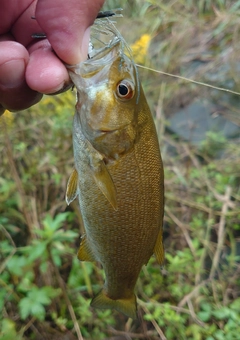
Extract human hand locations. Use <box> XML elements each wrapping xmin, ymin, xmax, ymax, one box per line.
<box><xmin>0</xmin><ymin>0</ymin><xmax>105</xmax><ymax>115</ymax></box>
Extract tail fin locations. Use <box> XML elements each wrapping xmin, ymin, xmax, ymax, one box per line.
<box><xmin>90</xmin><ymin>290</ymin><xmax>137</xmax><ymax>319</ymax></box>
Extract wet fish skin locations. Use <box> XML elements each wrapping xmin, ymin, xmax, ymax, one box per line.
<box><xmin>66</xmin><ymin>38</ymin><xmax>164</xmax><ymax>319</ymax></box>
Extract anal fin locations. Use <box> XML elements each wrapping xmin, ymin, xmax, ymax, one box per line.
<box><xmin>154</xmin><ymin>230</ymin><xmax>165</xmax><ymax>265</ymax></box>
<box><xmin>66</xmin><ymin>168</ymin><xmax>78</xmax><ymax>205</ymax></box>
<box><xmin>77</xmin><ymin>235</ymin><xmax>95</xmax><ymax>262</ymax></box>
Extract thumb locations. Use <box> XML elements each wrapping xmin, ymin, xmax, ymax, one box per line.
<box><xmin>35</xmin><ymin>0</ymin><xmax>104</xmax><ymax>65</ymax></box>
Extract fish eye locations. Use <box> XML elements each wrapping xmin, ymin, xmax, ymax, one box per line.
<box><xmin>116</xmin><ymin>80</ymin><xmax>134</xmax><ymax>100</ymax></box>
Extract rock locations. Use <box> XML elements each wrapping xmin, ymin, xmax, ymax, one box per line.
<box><xmin>167</xmin><ymin>100</ymin><xmax>240</xmax><ymax>145</ymax></box>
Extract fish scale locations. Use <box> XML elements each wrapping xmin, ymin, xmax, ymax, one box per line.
<box><xmin>66</xmin><ymin>26</ymin><xmax>164</xmax><ymax>319</ymax></box>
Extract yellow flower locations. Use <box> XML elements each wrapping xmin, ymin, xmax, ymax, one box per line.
<box><xmin>130</xmin><ymin>34</ymin><xmax>151</xmax><ymax>64</ymax></box>
<box><xmin>1</xmin><ymin>110</ymin><xmax>13</xmax><ymax>126</ymax></box>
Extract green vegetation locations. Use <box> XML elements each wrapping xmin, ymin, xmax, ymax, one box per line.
<box><xmin>1</xmin><ymin>1</ymin><xmax>240</xmax><ymax>339</ymax></box>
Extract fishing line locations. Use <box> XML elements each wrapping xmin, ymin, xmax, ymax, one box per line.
<box><xmin>136</xmin><ymin>64</ymin><xmax>240</xmax><ymax>97</ymax></box>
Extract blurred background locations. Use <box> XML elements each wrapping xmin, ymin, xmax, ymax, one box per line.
<box><xmin>1</xmin><ymin>1</ymin><xmax>240</xmax><ymax>339</ymax></box>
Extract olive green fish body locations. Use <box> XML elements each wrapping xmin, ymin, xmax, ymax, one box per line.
<box><xmin>67</xmin><ymin>36</ymin><xmax>164</xmax><ymax>319</ymax></box>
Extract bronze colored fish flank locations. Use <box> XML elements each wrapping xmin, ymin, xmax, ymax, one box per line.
<box><xmin>66</xmin><ymin>23</ymin><xmax>164</xmax><ymax>319</ymax></box>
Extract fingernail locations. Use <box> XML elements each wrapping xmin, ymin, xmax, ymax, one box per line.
<box><xmin>49</xmin><ymin>81</ymin><xmax>73</xmax><ymax>95</ymax></box>
<box><xmin>45</xmin><ymin>81</ymin><xmax>73</xmax><ymax>95</ymax></box>
<box><xmin>0</xmin><ymin>59</ymin><xmax>25</xmax><ymax>88</ymax></box>
<box><xmin>81</xmin><ymin>27</ymin><xmax>91</xmax><ymax>61</ymax></box>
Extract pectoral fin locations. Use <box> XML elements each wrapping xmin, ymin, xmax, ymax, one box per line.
<box><xmin>85</xmin><ymin>139</ymin><xmax>117</xmax><ymax>211</ymax></box>
<box><xmin>78</xmin><ymin>235</ymin><xmax>95</xmax><ymax>262</ymax></box>
<box><xmin>66</xmin><ymin>168</ymin><xmax>79</xmax><ymax>205</ymax></box>
<box><xmin>154</xmin><ymin>230</ymin><xmax>165</xmax><ymax>265</ymax></box>
<box><xmin>92</xmin><ymin>161</ymin><xmax>117</xmax><ymax>211</ymax></box>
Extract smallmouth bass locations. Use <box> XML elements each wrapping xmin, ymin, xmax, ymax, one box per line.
<box><xmin>66</xmin><ymin>20</ymin><xmax>164</xmax><ymax>319</ymax></box>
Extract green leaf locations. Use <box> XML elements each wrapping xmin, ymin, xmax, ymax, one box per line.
<box><xmin>30</xmin><ymin>303</ymin><xmax>46</xmax><ymax>321</ymax></box>
<box><xmin>198</xmin><ymin>311</ymin><xmax>211</xmax><ymax>322</ymax></box>
<box><xmin>19</xmin><ymin>297</ymin><xmax>33</xmax><ymax>320</ymax></box>
<box><xmin>41</xmin><ymin>286</ymin><xmax>61</xmax><ymax>299</ymax></box>
<box><xmin>6</xmin><ymin>255</ymin><xmax>29</xmax><ymax>276</ymax></box>
<box><xmin>212</xmin><ymin>307</ymin><xmax>230</xmax><ymax>320</ymax></box>
<box><xmin>0</xmin><ymin>319</ymin><xmax>22</xmax><ymax>340</ymax></box>
<box><xmin>18</xmin><ymin>286</ymin><xmax>60</xmax><ymax>321</ymax></box>
<box><xmin>51</xmin><ymin>230</ymin><xmax>78</xmax><ymax>243</ymax></box>
<box><xmin>16</xmin><ymin>272</ymin><xmax>34</xmax><ymax>293</ymax></box>
<box><xmin>28</xmin><ymin>289</ymin><xmax>51</xmax><ymax>305</ymax></box>
<box><xmin>200</xmin><ymin>302</ymin><xmax>212</xmax><ymax>312</ymax></box>
<box><xmin>19</xmin><ymin>296</ymin><xmax>46</xmax><ymax>321</ymax></box>
<box><xmin>214</xmin><ymin>330</ymin><xmax>225</xmax><ymax>340</ymax></box>
<box><xmin>27</xmin><ymin>241</ymin><xmax>47</xmax><ymax>262</ymax></box>
<box><xmin>230</xmin><ymin>298</ymin><xmax>240</xmax><ymax>312</ymax></box>
<box><xmin>42</xmin><ymin>213</ymin><xmax>69</xmax><ymax>233</ymax></box>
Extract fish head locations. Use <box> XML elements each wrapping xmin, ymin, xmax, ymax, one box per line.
<box><xmin>68</xmin><ymin>38</ymin><xmax>140</xmax><ymax>159</ymax></box>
